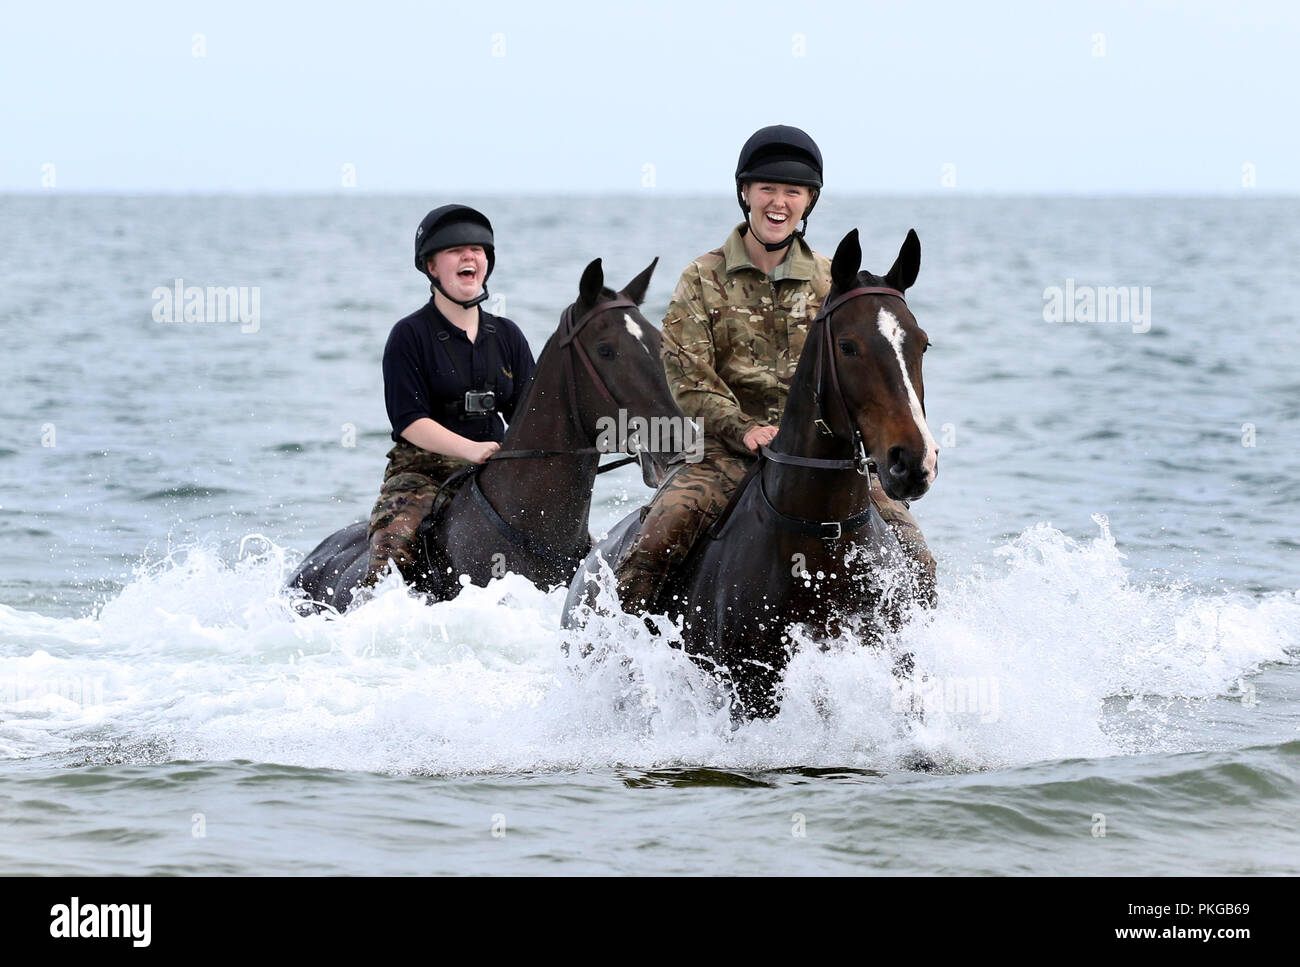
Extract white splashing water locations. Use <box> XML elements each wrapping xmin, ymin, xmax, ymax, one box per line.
<box><xmin>1</xmin><ymin>520</ymin><xmax>1295</xmax><ymax>774</ymax></box>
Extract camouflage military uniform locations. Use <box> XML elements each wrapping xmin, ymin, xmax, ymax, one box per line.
<box><xmin>362</xmin><ymin>437</ymin><xmax>471</xmax><ymax>585</ymax></box>
<box><xmin>614</xmin><ymin>223</ymin><xmax>936</xmax><ymax>611</ymax></box>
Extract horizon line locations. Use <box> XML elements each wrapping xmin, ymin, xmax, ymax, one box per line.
<box><xmin>2</xmin><ymin>189</ymin><xmax>1295</xmax><ymax>199</ymax></box>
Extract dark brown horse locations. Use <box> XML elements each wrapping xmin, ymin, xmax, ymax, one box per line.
<box><xmin>290</xmin><ymin>257</ymin><xmax>687</xmax><ymax>612</ymax></box>
<box><xmin>564</xmin><ymin>230</ymin><xmax>938</xmax><ymax>718</ymax></box>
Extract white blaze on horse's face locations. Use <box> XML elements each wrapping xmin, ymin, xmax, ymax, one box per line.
<box><xmin>876</xmin><ymin>308</ymin><xmax>939</xmax><ymax>483</ymax></box>
<box><xmin>624</xmin><ymin>314</ymin><xmax>651</xmax><ymax>354</ymax></box>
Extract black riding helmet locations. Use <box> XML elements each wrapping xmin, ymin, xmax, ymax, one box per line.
<box><xmin>414</xmin><ymin>204</ymin><xmax>495</xmax><ymax>309</ymax></box>
<box><xmin>734</xmin><ymin>124</ymin><xmax>824</xmax><ymax>252</ymax></box>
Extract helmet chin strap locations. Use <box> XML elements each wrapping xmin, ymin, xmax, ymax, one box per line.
<box><xmin>430</xmin><ymin>276</ymin><xmax>489</xmax><ymax>310</ymax></box>
<box><xmin>743</xmin><ymin>211</ymin><xmax>807</xmax><ymax>253</ymax></box>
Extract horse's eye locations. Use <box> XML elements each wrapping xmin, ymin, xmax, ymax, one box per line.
<box><xmin>597</xmin><ymin>344</ymin><xmax>615</xmax><ymax>359</ymax></box>
<box><xmin>837</xmin><ymin>340</ymin><xmax>858</xmax><ymax>356</ymax></box>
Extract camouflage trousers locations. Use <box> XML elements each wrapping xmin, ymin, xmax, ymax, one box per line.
<box><xmin>613</xmin><ymin>448</ymin><xmax>937</xmax><ymax>612</ymax></box>
<box><xmin>362</xmin><ymin>439</ymin><xmax>472</xmax><ymax>586</ymax></box>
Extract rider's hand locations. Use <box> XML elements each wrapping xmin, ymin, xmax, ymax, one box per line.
<box><xmin>743</xmin><ymin>424</ymin><xmax>778</xmax><ymax>452</ymax></box>
<box><xmin>464</xmin><ymin>440</ymin><xmax>501</xmax><ymax>464</ymax></box>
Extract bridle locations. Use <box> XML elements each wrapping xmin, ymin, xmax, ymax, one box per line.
<box><xmin>556</xmin><ymin>295</ymin><xmax>634</xmax><ymax>442</ymax></box>
<box><xmin>438</xmin><ymin>295</ymin><xmax>655</xmax><ymax>578</ymax></box>
<box><xmin>766</xmin><ymin>284</ymin><xmax>908</xmax><ymax>475</ymax></box>
<box><xmin>486</xmin><ymin>295</ymin><xmax>645</xmax><ymax>474</ymax></box>
<box><xmin>752</xmin><ymin>284</ymin><xmax>909</xmax><ymax>541</ymax></box>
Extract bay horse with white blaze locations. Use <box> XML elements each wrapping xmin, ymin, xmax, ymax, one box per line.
<box><xmin>565</xmin><ymin>229</ymin><xmax>938</xmax><ymax>718</ymax></box>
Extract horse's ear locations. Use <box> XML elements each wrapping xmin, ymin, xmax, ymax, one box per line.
<box><xmin>831</xmin><ymin>229</ymin><xmax>862</xmax><ymax>292</ymax></box>
<box><xmin>885</xmin><ymin>229</ymin><xmax>921</xmax><ymax>292</ymax></box>
<box><xmin>620</xmin><ymin>257</ymin><xmax>658</xmax><ymax>306</ymax></box>
<box><xmin>579</xmin><ymin>258</ymin><xmax>604</xmax><ymax>305</ymax></box>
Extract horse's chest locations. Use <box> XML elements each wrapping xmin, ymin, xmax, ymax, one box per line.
<box><xmin>697</xmin><ymin>539</ymin><xmax>865</xmax><ymax>635</ymax></box>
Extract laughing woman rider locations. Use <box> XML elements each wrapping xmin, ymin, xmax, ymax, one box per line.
<box><xmin>362</xmin><ymin>205</ymin><xmax>536</xmax><ymax>587</ymax></box>
<box><xmin>613</xmin><ymin>124</ymin><xmax>936</xmax><ymax>615</ymax></box>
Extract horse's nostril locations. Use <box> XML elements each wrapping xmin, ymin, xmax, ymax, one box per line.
<box><xmin>887</xmin><ymin>446</ymin><xmax>908</xmax><ymax>478</ymax></box>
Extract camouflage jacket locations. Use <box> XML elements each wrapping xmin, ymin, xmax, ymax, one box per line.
<box><xmin>661</xmin><ymin>223</ymin><xmax>833</xmax><ymax>458</ymax></box>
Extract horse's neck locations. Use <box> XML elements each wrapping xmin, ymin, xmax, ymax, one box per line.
<box><xmin>476</xmin><ymin>342</ymin><xmax>597</xmax><ymax>549</ymax></box>
<box><xmin>764</xmin><ymin>339</ymin><xmax>875</xmax><ymax>522</ymax></box>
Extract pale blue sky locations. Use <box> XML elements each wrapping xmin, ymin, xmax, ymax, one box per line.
<box><xmin>2</xmin><ymin>0</ymin><xmax>1296</xmax><ymax>193</ymax></box>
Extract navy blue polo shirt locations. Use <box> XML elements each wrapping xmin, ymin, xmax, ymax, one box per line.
<box><xmin>382</xmin><ymin>299</ymin><xmax>537</xmax><ymax>443</ymax></box>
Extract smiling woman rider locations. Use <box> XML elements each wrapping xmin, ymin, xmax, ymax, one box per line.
<box><xmin>612</xmin><ymin>124</ymin><xmax>936</xmax><ymax>617</ymax></box>
<box><xmin>361</xmin><ymin>204</ymin><xmax>536</xmax><ymax>588</ymax></box>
